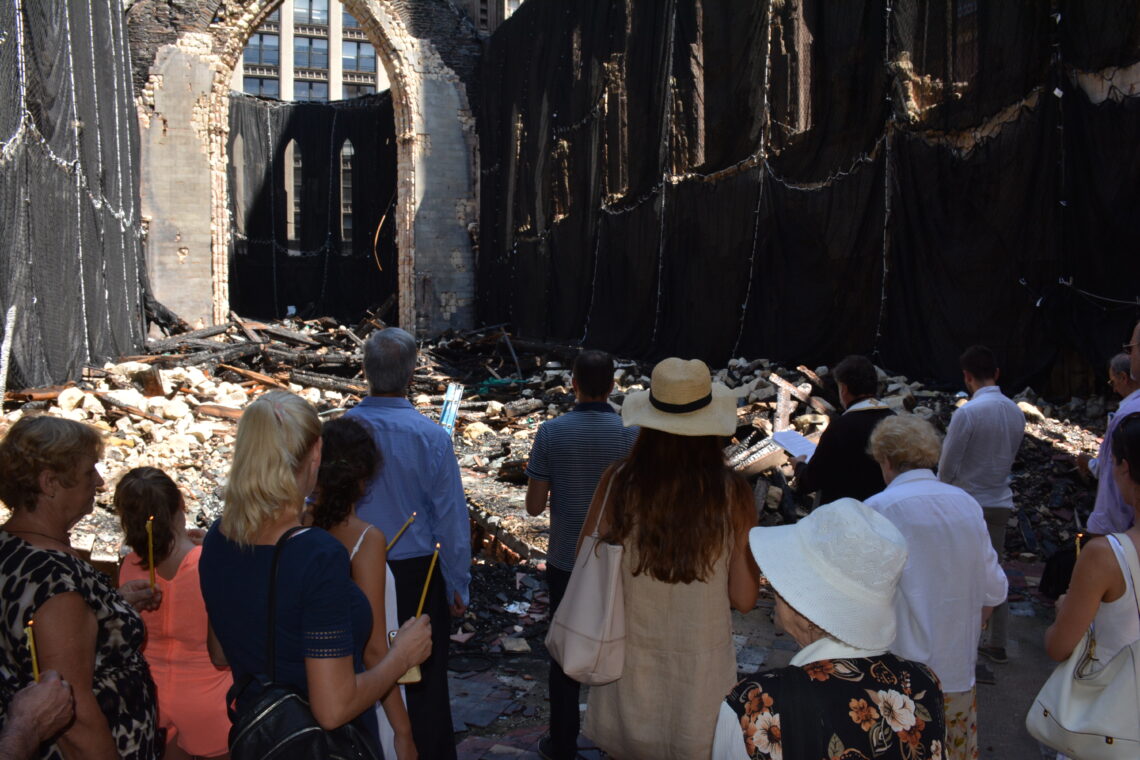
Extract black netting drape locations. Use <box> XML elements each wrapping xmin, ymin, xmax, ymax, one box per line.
<box><xmin>0</xmin><ymin>0</ymin><xmax>146</xmax><ymax>390</ymax></box>
<box><xmin>227</xmin><ymin>92</ymin><xmax>397</xmax><ymax>322</ymax></box>
<box><xmin>478</xmin><ymin>0</ymin><xmax>1140</xmax><ymax>388</ymax></box>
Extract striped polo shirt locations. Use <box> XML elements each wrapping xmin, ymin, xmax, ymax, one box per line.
<box><xmin>525</xmin><ymin>402</ymin><xmax>640</xmax><ymax>571</ymax></box>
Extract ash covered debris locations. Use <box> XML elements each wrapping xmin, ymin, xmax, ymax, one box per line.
<box><xmin>0</xmin><ymin>316</ymin><xmax>1113</xmax><ymax>600</ymax></box>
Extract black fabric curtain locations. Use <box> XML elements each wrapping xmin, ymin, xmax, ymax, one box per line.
<box><xmin>227</xmin><ymin>93</ymin><xmax>398</xmax><ymax>322</ymax></box>
<box><xmin>477</xmin><ymin>0</ymin><xmax>1140</xmax><ymax>389</ymax></box>
<box><xmin>0</xmin><ymin>0</ymin><xmax>146</xmax><ymax>389</ymax></box>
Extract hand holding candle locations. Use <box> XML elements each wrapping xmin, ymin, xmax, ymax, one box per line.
<box><xmin>146</xmin><ymin>516</ymin><xmax>156</xmax><ymax>589</ymax></box>
<box><xmin>25</xmin><ymin>620</ymin><xmax>39</xmax><ymax>682</ymax></box>
<box><xmin>398</xmin><ymin>542</ymin><xmax>440</xmax><ymax>684</ymax></box>
<box><xmin>386</xmin><ymin>511</ymin><xmax>416</xmax><ymax>552</ymax></box>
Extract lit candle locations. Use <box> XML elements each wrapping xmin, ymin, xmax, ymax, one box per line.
<box><xmin>386</xmin><ymin>511</ymin><xmax>416</xmax><ymax>552</ymax></box>
<box><xmin>1076</xmin><ymin>532</ymin><xmax>1084</xmax><ymax>558</ymax></box>
<box><xmin>146</xmin><ymin>516</ymin><xmax>156</xmax><ymax>589</ymax></box>
<box><xmin>25</xmin><ymin>620</ymin><xmax>39</xmax><ymax>682</ymax></box>
<box><xmin>415</xmin><ymin>543</ymin><xmax>440</xmax><ymax>618</ymax></box>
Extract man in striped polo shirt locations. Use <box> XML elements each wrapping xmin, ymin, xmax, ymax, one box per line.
<box><xmin>526</xmin><ymin>350</ymin><xmax>639</xmax><ymax>760</ymax></box>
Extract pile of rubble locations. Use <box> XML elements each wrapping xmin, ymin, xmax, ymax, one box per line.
<box><xmin>0</xmin><ymin>318</ymin><xmax>1113</xmax><ymax>591</ymax></box>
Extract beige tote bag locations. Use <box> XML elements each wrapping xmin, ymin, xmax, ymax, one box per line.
<box><xmin>545</xmin><ymin>472</ymin><xmax>625</xmax><ymax>685</ymax></box>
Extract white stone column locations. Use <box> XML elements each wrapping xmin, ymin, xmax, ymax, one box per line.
<box><xmin>328</xmin><ymin>2</ymin><xmax>343</xmax><ymax>100</ymax></box>
<box><xmin>280</xmin><ymin>0</ymin><xmax>295</xmax><ymax>100</ymax></box>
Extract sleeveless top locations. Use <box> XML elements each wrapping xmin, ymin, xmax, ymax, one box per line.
<box><xmin>0</xmin><ymin>531</ymin><xmax>159</xmax><ymax>759</ymax></box>
<box><xmin>350</xmin><ymin>524</ymin><xmax>407</xmax><ymax>760</ymax></box>
<box><xmin>584</xmin><ymin>537</ymin><xmax>736</xmax><ymax>759</ymax></box>
<box><xmin>1089</xmin><ymin>534</ymin><xmax>1140</xmax><ymax>670</ymax></box>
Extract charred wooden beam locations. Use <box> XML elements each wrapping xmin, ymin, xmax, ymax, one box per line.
<box><xmin>289</xmin><ymin>369</ymin><xmax>368</xmax><ymax>396</ymax></box>
<box><xmin>146</xmin><ymin>324</ymin><xmax>230</xmax><ymax>352</ymax></box>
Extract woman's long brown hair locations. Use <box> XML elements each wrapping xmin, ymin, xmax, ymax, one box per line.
<box><xmin>604</xmin><ymin>427</ymin><xmax>752</xmax><ymax>583</ymax></box>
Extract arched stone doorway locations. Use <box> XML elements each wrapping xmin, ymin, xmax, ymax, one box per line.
<box><xmin>129</xmin><ymin>0</ymin><xmax>479</xmax><ymax>334</ymax></box>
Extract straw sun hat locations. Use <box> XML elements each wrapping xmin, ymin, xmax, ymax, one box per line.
<box><xmin>620</xmin><ymin>357</ymin><xmax>737</xmax><ymax>437</ymax></box>
<box><xmin>748</xmin><ymin>498</ymin><xmax>909</xmax><ymax>650</ymax></box>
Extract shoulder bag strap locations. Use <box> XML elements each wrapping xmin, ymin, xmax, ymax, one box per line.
<box><xmin>590</xmin><ymin>464</ymin><xmax>622</xmax><ymax>538</ymax></box>
<box><xmin>267</xmin><ymin>526</ymin><xmax>308</xmax><ymax>681</ymax></box>
<box><xmin>1109</xmin><ymin>532</ymin><xmax>1140</xmax><ymax>620</ymax></box>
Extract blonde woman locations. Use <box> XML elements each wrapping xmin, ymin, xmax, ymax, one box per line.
<box><xmin>199</xmin><ymin>391</ymin><xmax>431</xmax><ymax>749</ymax></box>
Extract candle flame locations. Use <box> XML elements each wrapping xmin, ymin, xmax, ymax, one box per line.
<box><xmin>435</xmin><ymin>542</ymin><xmax>441</xmax><ymax>549</ymax></box>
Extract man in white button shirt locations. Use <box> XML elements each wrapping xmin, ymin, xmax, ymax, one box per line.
<box><xmin>867</xmin><ymin>415</ymin><xmax>1008</xmax><ymax>760</ymax></box>
<box><xmin>938</xmin><ymin>345</ymin><xmax>1024</xmax><ymax>668</ymax></box>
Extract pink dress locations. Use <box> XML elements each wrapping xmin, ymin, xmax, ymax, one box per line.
<box><xmin>120</xmin><ymin>545</ymin><xmax>232</xmax><ymax>756</ymax></box>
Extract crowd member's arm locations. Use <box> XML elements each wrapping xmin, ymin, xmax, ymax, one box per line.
<box><xmin>937</xmin><ymin>411</ymin><xmax>970</xmax><ymax>485</ymax></box>
<box><xmin>1044</xmin><ymin>537</ymin><xmax>1124</xmax><ymax>661</ymax></box>
<box><xmin>0</xmin><ymin>671</ymin><xmax>74</xmax><ymax>760</ymax></box>
<box><xmin>306</xmin><ymin>616</ymin><xmax>431</xmax><ymax>730</ymax></box>
<box><xmin>524</xmin><ymin>426</ymin><xmax>551</xmax><ymax>517</ymax></box>
<box><xmin>206</xmin><ymin>624</ymin><xmax>228</xmax><ymax>667</ymax></box>
<box><xmin>118</xmin><ymin>577</ymin><xmax>161</xmax><ymax>612</ymax></box>
<box><xmin>728</xmin><ymin>478</ymin><xmax>761</xmax><ymax>612</ymax></box>
<box><xmin>525</xmin><ymin>479</ymin><xmax>551</xmax><ymax>516</ymax></box>
<box><xmin>34</xmin><ymin>592</ymin><xmax>118</xmax><ymax>760</ymax></box>
<box><xmin>352</xmin><ymin>530</ymin><xmax>417</xmax><ymax>759</ymax></box>
<box><xmin>430</xmin><ymin>436</ymin><xmax>471</xmax><ymax>616</ymax></box>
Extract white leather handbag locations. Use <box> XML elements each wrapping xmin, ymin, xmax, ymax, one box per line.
<box><xmin>545</xmin><ymin>472</ymin><xmax>625</xmax><ymax>686</ymax></box>
<box><xmin>1026</xmin><ymin>533</ymin><xmax>1140</xmax><ymax>759</ymax></box>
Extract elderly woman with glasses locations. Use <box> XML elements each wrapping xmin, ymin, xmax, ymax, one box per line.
<box><xmin>713</xmin><ymin>500</ymin><xmax>946</xmax><ymax>760</ymax></box>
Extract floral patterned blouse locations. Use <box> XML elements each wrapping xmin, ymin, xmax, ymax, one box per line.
<box><xmin>725</xmin><ymin>654</ymin><xmax>946</xmax><ymax>760</ymax></box>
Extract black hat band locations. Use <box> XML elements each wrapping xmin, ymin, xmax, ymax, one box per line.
<box><xmin>649</xmin><ymin>391</ymin><xmax>713</xmax><ymax>414</ymax></box>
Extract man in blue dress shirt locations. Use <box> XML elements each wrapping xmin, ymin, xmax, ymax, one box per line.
<box><xmin>347</xmin><ymin>327</ymin><xmax>470</xmax><ymax>760</ymax></box>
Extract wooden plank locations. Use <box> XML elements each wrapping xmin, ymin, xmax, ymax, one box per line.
<box><xmin>146</xmin><ymin>324</ymin><xmax>230</xmax><ymax>352</ymax></box>
<box><xmin>195</xmin><ymin>404</ymin><xmax>243</xmax><ymax>421</ymax></box>
<box><xmin>93</xmin><ymin>392</ymin><xmax>165</xmax><ymax>423</ymax></box>
<box><xmin>258</xmin><ymin>324</ymin><xmax>321</xmax><ymax>347</ymax></box>
<box><xmin>773</xmin><ymin>387</ymin><xmax>795</xmax><ymax>433</ymax></box>
<box><xmin>768</xmin><ymin>372</ymin><xmax>811</xmax><ymax>403</ymax></box>
<box><xmin>216</xmin><ymin>363</ymin><xmax>289</xmax><ymax>390</ymax></box>
<box><xmin>289</xmin><ymin>369</ymin><xmax>367</xmax><ymax>395</ymax></box>
<box><xmin>4</xmin><ymin>385</ymin><xmax>67</xmax><ymax>402</ymax></box>
<box><xmin>229</xmin><ymin>311</ymin><xmax>265</xmax><ymax>344</ymax></box>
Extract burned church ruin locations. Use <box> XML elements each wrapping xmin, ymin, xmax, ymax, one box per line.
<box><xmin>2</xmin><ymin>0</ymin><xmax>1140</xmax><ymax>390</ymax></box>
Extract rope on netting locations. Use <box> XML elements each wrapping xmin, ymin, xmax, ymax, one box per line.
<box><xmin>319</xmin><ymin>107</ymin><xmax>340</xmax><ymax>304</ymax></box>
<box><xmin>871</xmin><ymin>0</ymin><xmax>894</xmax><ymax>359</ymax></box>
<box><xmin>648</xmin><ymin>1</ymin><xmax>679</xmax><ymax>347</ymax></box>
<box><xmin>266</xmin><ymin>103</ymin><xmax>280</xmax><ymax>317</ymax></box>
<box><xmin>1057</xmin><ymin>278</ymin><xmax>1140</xmax><ymax>309</ymax></box>
<box><xmin>730</xmin><ymin>0</ymin><xmax>775</xmax><ymax>360</ymax></box>
<box><xmin>63</xmin><ymin>0</ymin><xmax>94</xmax><ymax>356</ymax></box>
<box><xmin>0</xmin><ymin>305</ymin><xmax>16</xmax><ymax>399</ymax></box>
<box><xmin>579</xmin><ymin>213</ymin><xmax>604</xmax><ymax>343</ymax></box>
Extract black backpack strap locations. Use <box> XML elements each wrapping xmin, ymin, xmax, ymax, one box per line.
<box><xmin>266</xmin><ymin>526</ymin><xmax>308</xmax><ymax>681</ymax></box>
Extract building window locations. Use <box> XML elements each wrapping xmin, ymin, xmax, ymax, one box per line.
<box><xmin>295</xmin><ymin>37</ymin><xmax>329</xmax><ymax>70</ymax></box>
<box><xmin>295</xmin><ymin>0</ymin><xmax>329</xmax><ymax>25</ymax></box>
<box><xmin>243</xmin><ymin>33</ymin><xmax>279</xmax><ymax>66</ymax></box>
<box><xmin>295</xmin><ymin>81</ymin><xmax>329</xmax><ymax>102</ymax></box>
<box><xmin>343</xmin><ymin>9</ymin><xmax>361</xmax><ymax>29</ymax></box>
<box><xmin>243</xmin><ymin>77</ymin><xmax>280</xmax><ymax>98</ymax></box>
<box><xmin>342</xmin><ymin>41</ymin><xmax>376</xmax><ymax>73</ymax></box>
<box><xmin>266</xmin><ymin>8</ymin><xmax>280</xmax><ymax>22</ymax></box>
<box><xmin>343</xmin><ymin>83</ymin><xmax>376</xmax><ymax>99</ymax></box>
<box><xmin>340</xmin><ymin>140</ymin><xmax>354</xmax><ymax>250</ymax></box>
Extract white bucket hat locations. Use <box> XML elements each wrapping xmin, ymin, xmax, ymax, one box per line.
<box><xmin>748</xmin><ymin>498</ymin><xmax>908</xmax><ymax>650</ymax></box>
<box><xmin>621</xmin><ymin>358</ymin><xmax>737</xmax><ymax>437</ymax></box>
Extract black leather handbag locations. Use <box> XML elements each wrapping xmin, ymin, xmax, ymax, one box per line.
<box><xmin>227</xmin><ymin>527</ymin><xmax>382</xmax><ymax>760</ymax></box>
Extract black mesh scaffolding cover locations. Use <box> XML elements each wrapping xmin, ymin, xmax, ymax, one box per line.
<box><xmin>478</xmin><ymin>0</ymin><xmax>1140</xmax><ymax>387</ymax></box>
<box><xmin>0</xmin><ymin>0</ymin><xmax>146</xmax><ymax>389</ymax></box>
<box><xmin>227</xmin><ymin>93</ymin><xmax>398</xmax><ymax>323</ymax></box>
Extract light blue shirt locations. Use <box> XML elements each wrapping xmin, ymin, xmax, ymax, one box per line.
<box><xmin>1089</xmin><ymin>389</ymin><xmax>1140</xmax><ymax>534</ymax></box>
<box><xmin>346</xmin><ymin>396</ymin><xmax>471</xmax><ymax>605</ymax></box>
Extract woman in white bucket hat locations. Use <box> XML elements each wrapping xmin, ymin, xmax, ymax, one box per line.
<box><xmin>577</xmin><ymin>358</ymin><xmax>760</xmax><ymax>760</ymax></box>
<box><xmin>713</xmin><ymin>499</ymin><xmax>947</xmax><ymax>760</ymax></box>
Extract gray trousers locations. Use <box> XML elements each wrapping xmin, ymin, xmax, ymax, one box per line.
<box><xmin>982</xmin><ymin>506</ymin><xmax>1011</xmax><ymax>649</ymax></box>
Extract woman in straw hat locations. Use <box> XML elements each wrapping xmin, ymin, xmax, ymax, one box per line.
<box><xmin>578</xmin><ymin>358</ymin><xmax>760</xmax><ymax>759</ymax></box>
<box><xmin>713</xmin><ymin>500</ymin><xmax>946</xmax><ymax>760</ymax></box>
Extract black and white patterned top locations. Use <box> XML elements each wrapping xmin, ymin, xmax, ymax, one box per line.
<box><xmin>0</xmin><ymin>530</ymin><xmax>159</xmax><ymax>759</ymax></box>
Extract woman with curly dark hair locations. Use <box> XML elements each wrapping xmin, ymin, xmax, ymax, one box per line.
<box><xmin>309</xmin><ymin>416</ymin><xmax>416</xmax><ymax>760</ymax></box>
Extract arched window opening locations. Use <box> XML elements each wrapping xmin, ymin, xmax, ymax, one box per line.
<box><xmin>340</xmin><ymin>139</ymin><xmax>354</xmax><ymax>252</ymax></box>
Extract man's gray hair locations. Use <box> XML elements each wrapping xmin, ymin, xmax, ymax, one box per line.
<box><xmin>364</xmin><ymin>328</ymin><xmax>417</xmax><ymax>394</ymax></box>
<box><xmin>1110</xmin><ymin>352</ymin><xmax>1131</xmax><ymax>376</ymax></box>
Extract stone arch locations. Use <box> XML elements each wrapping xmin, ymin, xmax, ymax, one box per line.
<box><xmin>131</xmin><ymin>0</ymin><xmax>479</xmax><ymax>333</ymax></box>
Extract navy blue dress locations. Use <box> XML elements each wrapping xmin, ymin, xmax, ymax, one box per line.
<box><xmin>199</xmin><ymin>523</ymin><xmax>378</xmax><ymax>742</ymax></box>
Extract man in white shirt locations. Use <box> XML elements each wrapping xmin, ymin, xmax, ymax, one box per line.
<box><xmin>867</xmin><ymin>415</ymin><xmax>1008</xmax><ymax>760</ymax></box>
<box><xmin>938</xmin><ymin>345</ymin><xmax>1024</xmax><ymax>667</ymax></box>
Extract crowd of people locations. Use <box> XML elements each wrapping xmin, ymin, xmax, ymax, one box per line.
<box><xmin>0</xmin><ymin>322</ymin><xmax>1137</xmax><ymax>760</ymax></box>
